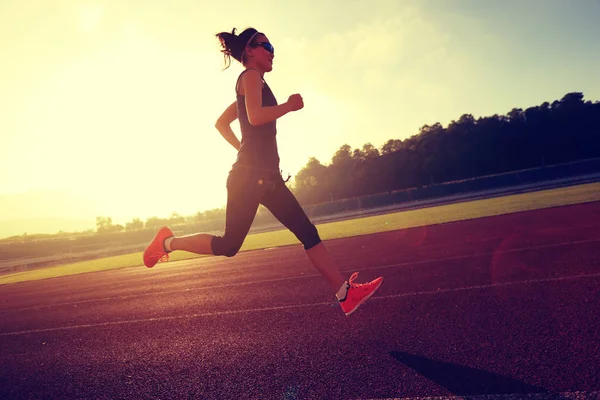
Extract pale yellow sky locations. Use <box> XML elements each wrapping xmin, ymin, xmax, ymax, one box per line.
<box><xmin>1</xmin><ymin>0</ymin><xmax>599</xmax><ymax>230</ymax></box>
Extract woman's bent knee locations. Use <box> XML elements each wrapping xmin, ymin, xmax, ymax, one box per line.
<box><xmin>301</xmin><ymin>224</ymin><xmax>322</xmax><ymax>250</ymax></box>
<box><xmin>211</xmin><ymin>236</ymin><xmax>243</xmax><ymax>257</ymax></box>
<box><xmin>222</xmin><ymin>246</ymin><xmax>241</xmax><ymax>257</ymax></box>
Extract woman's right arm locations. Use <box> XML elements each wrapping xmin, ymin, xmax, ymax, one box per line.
<box><xmin>242</xmin><ymin>69</ymin><xmax>303</xmax><ymax>126</ymax></box>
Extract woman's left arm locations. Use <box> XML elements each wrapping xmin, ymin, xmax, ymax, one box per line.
<box><xmin>215</xmin><ymin>101</ymin><xmax>241</xmax><ymax>151</ymax></box>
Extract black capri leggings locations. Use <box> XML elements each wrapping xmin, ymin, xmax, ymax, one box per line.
<box><xmin>211</xmin><ymin>166</ymin><xmax>322</xmax><ymax>257</ymax></box>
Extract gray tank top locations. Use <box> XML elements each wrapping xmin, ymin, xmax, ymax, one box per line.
<box><xmin>233</xmin><ymin>69</ymin><xmax>280</xmax><ymax>172</ymax></box>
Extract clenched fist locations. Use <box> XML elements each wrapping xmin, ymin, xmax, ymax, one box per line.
<box><xmin>286</xmin><ymin>94</ymin><xmax>304</xmax><ymax>112</ymax></box>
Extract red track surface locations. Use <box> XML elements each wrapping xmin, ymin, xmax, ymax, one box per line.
<box><xmin>1</xmin><ymin>201</ymin><xmax>600</xmax><ymax>399</ymax></box>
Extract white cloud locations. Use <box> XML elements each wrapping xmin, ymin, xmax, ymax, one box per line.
<box><xmin>267</xmin><ymin>4</ymin><xmax>465</xmax><ymax>161</ymax></box>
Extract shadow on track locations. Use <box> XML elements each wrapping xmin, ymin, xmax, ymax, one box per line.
<box><xmin>390</xmin><ymin>351</ymin><xmax>566</xmax><ymax>398</ymax></box>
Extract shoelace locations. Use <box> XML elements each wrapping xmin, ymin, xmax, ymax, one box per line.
<box><xmin>348</xmin><ymin>272</ymin><xmax>363</xmax><ymax>288</ymax></box>
<box><xmin>152</xmin><ymin>252</ymin><xmax>169</xmax><ymax>263</ymax></box>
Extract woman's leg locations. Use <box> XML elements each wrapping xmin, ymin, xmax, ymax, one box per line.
<box><xmin>184</xmin><ymin>170</ymin><xmax>263</xmax><ymax>257</ymax></box>
<box><xmin>262</xmin><ymin>181</ymin><xmax>384</xmax><ymax>316</ymax></box>
<box><xmin>261</xmin><ymin>179</ymin><xmax>345</xmax><ymax>293</ymax></box>
<box><xmin>169</xmin><ymin>233</ymin><xmax>214</xmax><ymax>254</ymax></box>
<box><xmin>154</xmin><ymin>169</ymin><xmax>263</xmax><ymax>258</ymax></box>
<box><xmin>305</xmin><ymin>242</ymin><xmax>346</xmax><ymax>293</ymax></box>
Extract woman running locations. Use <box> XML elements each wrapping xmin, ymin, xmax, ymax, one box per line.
<box><xmin>143</xmin><ymin>27</ymin><xmax>383</xmax><ymax>316</ymax></box>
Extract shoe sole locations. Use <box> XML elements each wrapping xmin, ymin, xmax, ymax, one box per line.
<box><xmin>345</xmin><ymin>278</ymin><xmax>384</xmax><ymax>316</ymax></box>
<box><xmin>143</xmin><ymin>249</ymin><xmax>156</xmax><ymax>268</ymax></box>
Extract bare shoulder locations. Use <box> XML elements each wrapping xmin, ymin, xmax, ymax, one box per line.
<box><xmin>237</xmin><ymin>69</ymin><xmax>263</xmax><ymax>96</ymax></box>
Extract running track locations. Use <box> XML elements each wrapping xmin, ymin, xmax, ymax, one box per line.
<box><xmin>1</xmin><ymin>201</ymin><xmax>599</xmax><ymax>400</ymax></box>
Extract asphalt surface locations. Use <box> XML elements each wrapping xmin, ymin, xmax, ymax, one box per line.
<box><xmin>1</xmin><ymin>201</ymin><xmax>599</xmax><ymax>400</ymax></box>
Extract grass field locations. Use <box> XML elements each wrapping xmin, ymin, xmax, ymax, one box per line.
<box><xmin>1</xmin><ymin>182</ymin><xmax>599</xmax><ymax>285</ymax></box>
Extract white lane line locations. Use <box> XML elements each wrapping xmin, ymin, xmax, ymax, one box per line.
<box><xmin>372</xmin><ymin>272</ymin><xmax>600</xmax><ymax>301</ymax></box>
<box><xmin>366</xmin><ymin>390</ymin><xmax>599</xmax><ymax>400</ymax></box>
<box><xmin>1</xmin><ymin>237</ymin><xmax>599</xmax><ymax>314</ymax></box>
<box><xmin>1</xmin><ymin>272</ymin><xmax>599</xmax><ymax>337</ymax></box>
<box><xmin>0</xmin><ymin>301</ymin><xmax>332</xmax><ymax>336</ymax></box>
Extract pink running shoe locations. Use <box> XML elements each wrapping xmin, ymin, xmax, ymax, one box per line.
<box><xmin>339</xmin><ymin>272</ymin><xmax>383</xmax><ymax>316</ymax></box>
<box><xmin>143</xmin><ymin>226</ymin><xmax>173</xmax><ymax>268</ymax></box>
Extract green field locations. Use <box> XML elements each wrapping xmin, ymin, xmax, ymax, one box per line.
<box><xmin>1</xmin><ymin>182</ymin><xmax>599</xmax><ymax>285</ymax></box>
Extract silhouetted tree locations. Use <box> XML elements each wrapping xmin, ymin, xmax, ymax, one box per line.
<box><xmin>125</xmin><ymin>218</ymin><xmax>144</xmax><ymax>231</ymax></box>
<box><xmin>292</xmin><ymin>92</ymin><xmax>600</xmax><ymax>206</ymax></box>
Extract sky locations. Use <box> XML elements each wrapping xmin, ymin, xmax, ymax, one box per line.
<box><xmin>1</xmin><ymin>0</ymin><xmax>599</xmax><ymax>233</ymax></box>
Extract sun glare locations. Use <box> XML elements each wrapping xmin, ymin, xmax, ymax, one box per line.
<box><xmin>16</xmin><ymin>16</ymin><xmax>239</xmax><ymax>224</ymax></box>
<box><xmin>79</xmin><ymin>5</ymin><xmax>104</xmax><ymax>33</ymax></box>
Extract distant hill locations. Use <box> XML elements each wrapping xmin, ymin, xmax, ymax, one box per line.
<box><xmin>0</xmin><ymin>190</ymin><xmax>98</xmax><ymax>238</ymax></box>
<box><xmin>0</xmin><ymin>217</ymin><xmax>95</xmax><ymax>239</ymax></box>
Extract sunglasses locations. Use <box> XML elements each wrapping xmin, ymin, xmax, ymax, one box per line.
<box><xmin>252</xmin><ymin>42</ymin><xmax>275</xmax><ymax>54</ymax></box>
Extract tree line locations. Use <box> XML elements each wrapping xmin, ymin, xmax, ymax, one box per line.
<box><xmin>293</xmin><ymin>92</ymin><xmax>600</xmax><ymax>205</ymax></box>
<box><xmin>93</xmin><ymin>92</ymin><xmax>599</xmax><ymax>234</ymax></box>
<box><xmin>2</xmin><ymin>91</ymin><xmax>597</xmax><ymax>244</ymax></box>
